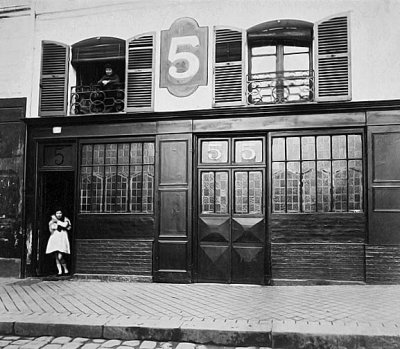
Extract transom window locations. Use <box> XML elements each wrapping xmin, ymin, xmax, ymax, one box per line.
<box><xmin>79</xmin><ymin>141</ymin><xmax>155</xmax><ymax>213</ymax></box>
<box><xmin>272</xmin><ymin>133</ymin><xmax>363</xmax><ymax>213</ymax></box>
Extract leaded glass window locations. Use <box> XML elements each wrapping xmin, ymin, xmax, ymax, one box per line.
<box><xmin>272</xmin><ymin>133</ymin><xmax>363</xmax><ymax>213</ymax></box>
<box><xmin>80</xmin><ymin>141</ymin><xmax>155</xmax><ymax>213</ymax></box>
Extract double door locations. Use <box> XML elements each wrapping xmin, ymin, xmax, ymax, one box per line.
<box><xmin>196</xmin><ymin>137</ymin><xmax>266</xmax><ymax>284</ymax></box>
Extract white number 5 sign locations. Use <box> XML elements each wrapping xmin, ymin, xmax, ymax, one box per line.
<box><xmin>161</xmin><ymin>18</ymin><xmax>208</xmax><ymax>97</ymax></box>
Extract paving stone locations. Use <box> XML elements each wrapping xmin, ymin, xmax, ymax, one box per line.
<box><xmin>52</xmin><ymin>337</ymin><xmax>73</xmax><ymax>344</ymax></box>
<box><xmin>72</xmin><ymin>338</ymin><xmax>90</xmax><ymax>343</ymax></box>
<box><xmin>12</xmin><ymin>339</ymin><xmax>34</xmax><ymax>345</ymax></box>
<box><xmin>60</xmin><ymin>342</ymin><xmax>84</xmax><ymax>349</ymax></box>
<box><xmin>81</xmin><ymin>344</ymin><xmax>101</xmax><ymax>349</ymax></box>
<box><xmin>100</xmin><ymin>340</ymin><xmax>122</xmax><ymax>348</ymax></box>
<box><xmin>175</xmin><ymin>344</ymin><xmax>196</xmax><ymax>349</ymax></box>
<box><xmin>93</xmin><ymin>340</ymin><xmax>106</xmax><ymax>344</ymax></box>
<box><xmin>2</xmin><ymin>336</ymin><xmax>20</xmax><ymax>341</ymax></box>
<box><xmin>21</xmin><ymin>343</ymin><xmax>50</xmax><ymax>349</ymax></box>
<box><xmin>0</xmin><ymin>340</ymin><xmax>11</xmax><ymax>347</ymax></box>
<box><xmin>121</xmin><ymin>341</ymin><xmax>141</xmax><ymax>347</ymax></box>
<box><xmin>42</xmin><ymin>345</ymin><xmax>63</xmax><ymax>349</ymax></box>
<box><xmin>139</xmin><ymin>341</ymin><xmax>157</xmax><ymax>349</ymax></box>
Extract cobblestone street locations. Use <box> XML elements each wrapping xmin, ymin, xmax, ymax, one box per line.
<box><xmin>0</xmin><ymin>336</ymin><xmax>254</xmax><ymax>349</ymax></box>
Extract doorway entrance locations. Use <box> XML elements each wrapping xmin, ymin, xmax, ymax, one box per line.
<box><xmin>38</xmin><ymin>171</ymin><xmax>75</xmax><ymax>276</ymax></box>
<box><xmin>196</xmin><ymin>137</ymin><xmax>266</xmax><ymax>284</ymax></box>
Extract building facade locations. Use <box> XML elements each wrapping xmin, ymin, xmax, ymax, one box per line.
<box><xmin>1</xmin><ymin>0</ymin><xmax>400</xmax><ymax>284</ymax></box>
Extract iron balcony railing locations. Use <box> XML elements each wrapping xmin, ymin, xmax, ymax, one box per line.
<box><xmin>247</xmin><ymin>70</ymin><xmax>314</xmax><ymax>105</ymax></box>
<box><xmin>70</xmin><ymin>84</ymin><xmax>125</xmax><ymax>115</ymax></box>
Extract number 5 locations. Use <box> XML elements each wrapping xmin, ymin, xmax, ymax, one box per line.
<box><xmin>168</xmin><ymin>35</ymin><xmax>200</xmax><ymax>82</ymax></box>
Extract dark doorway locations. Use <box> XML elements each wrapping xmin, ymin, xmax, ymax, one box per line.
<box><xmin>38</xmin><ymin>171</ymin><xmax>74</xmax><ymax>276</ymax></box>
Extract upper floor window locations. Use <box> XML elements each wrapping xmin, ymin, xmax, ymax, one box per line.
<box><xmin>39</xmin><ymin>34</ymin><xmax>155</xmax><ymax>117</ymax></box>
<box><xmin>213</xmin><ymin>13</ymin><xmax>351</xmax><ymax>107</ymax></box>
<box><xmin>247</xmin><ymin>20</ymin><xmax>313</xmax><ymax>104</ymax></box>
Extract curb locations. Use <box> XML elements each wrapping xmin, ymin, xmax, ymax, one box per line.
<box><xmin>1</xmin><ymin>316</ymin><xmax>400</xmax><ymax>348</ymax></box>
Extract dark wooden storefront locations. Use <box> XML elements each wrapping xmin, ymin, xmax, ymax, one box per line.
<box><xmin>22</xmin><ymin>102</ymin><xmax>400</xmax><ymax>285</ymax></box>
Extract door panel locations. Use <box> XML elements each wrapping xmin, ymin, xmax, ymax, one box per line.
<box><xmin>198</xmin><ymin>245</ymin><xmax>230</xmax><ymax>282</ymax></box>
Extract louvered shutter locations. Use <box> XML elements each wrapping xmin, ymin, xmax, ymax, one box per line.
<box><xmin>126</xmin><ymin>33</ymin><xmax>155</xmax><ymax>111</ymax></box>
<box><xmin>39</xmin><ymin>41</ymin><xmax>69</xmax><ymax>116</ymax></box>
<box><xmin>315</xmin><ymin>14</ymin><xmax>351</xmax><ymax>101</ymax></box>
<box><xmin>213</xmin><ymin>27</ymin><xmax>246</xmax><ymax>107</ymax></box>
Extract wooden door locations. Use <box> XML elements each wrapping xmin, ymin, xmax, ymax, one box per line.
<box><xmin>196</xmin><ymin>137</ymin><xmax>266</xmax><ymax>284</ymax></box>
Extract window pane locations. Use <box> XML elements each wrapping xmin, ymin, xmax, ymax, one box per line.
<box><xmin>130</xmin><ymin>165</ymin><xmax>142</xmax><ymax>212</ymax></box>
<box><xmin>215</xmin><ymin>172</ymin><xmax>229</xmax><ymax>213</ymax></box>
<box><xmin>144</xmin><ymin>142</ymin><xmax>155</xmax><ymax>164</ymax></box>
<box><xmin>216</xmin><ymin>41</ymin><xmax>241</xmax><ymax>63</ymax></box>
<box><xmin>251</xmin><ymin>55</ymin><xmax>276</xmax><ymax>74</ymax></box>
<box><xmin>302</xmin><ymin>136</ymin><xmax>315</xmax><ymax>160</ymax></box>
<box><xmin>201</xmin><ymin>141</ymin><xmax>228</xmax><ymax>163</ymax></box>
<box><xmin>80</xmin><ymin>166</ymin><xmax>91</xmax><ymax>213</ymax></box>
<box><xmin>235</xmin><ymin>172</ymin><xmax>249</xmax><ymax>213</ymax></box>
<box><xmin>332</xmin><ymin>135</ymin><xmax>346</xmax><ymax>159</ymax></box>
<box><xmin>284</xmin><ymin>52</ymin><xmax>309</xmax><ymax>71</ymax></box>
<box><xmin>116</xmin><ymin>165</ymin><xmax>129</xmax><ymax>212</ymax></box>
<box><xmin>92</xmin><ymin>166</ymin><xmax>103</xmax><ymax>211</ymax></box>
<box><xmin>348</xmin><ymin>135</ymin><xmax>362</xmax><ymax>158</ymax></box>
<box><xmin>333</xmin><ymin>160</ymin><xmax>347</xmax><ymax>211</ymax></box>
<box><xmin>105</xmin><ymin>144</ymin><xmax>117</xmax><ymax>165</ymax></box>
<box><xmin>348</xmin><ymin>160</ymin><xmax>363</xmax><ymax>212</ymax></box>
<box><xmin>252</xmin><ymin>46</ymin><xmax>276</xmax><ymax>55</ymax></box>
<box><xmin>201</xmin><ymin>172</ymin><xmax>214</xmax><ymax>213</ymax></box>
<box><xmin>93</xmin><ymin>144</ymin><xmax>105</xmax><ymax>165</ymax></box>
<box><xmin>272</xmin><ymin>138</ymin><xmax>285</xmax><ymax>161</ymax></box>
<box><xmin>142</xmin><ymin>165</ymin><xmax>154</xmax><ymax>213</ymax></box>
<box><xmin>287</xmin><ymin>162</ymin><xmax>300</xmax><ymax>212</ymax></box>
<box><xmin>287</xmin><ymin>137</ymin><xmax>300</xmax><ymax>160</ymax></box>
<box><xmin>81</xmin><ymin>145</ymin><xmax>93</xmax><ymax>165</ymax></box>
<box><xmin>105</xmin><ymin>165</ymin><xmax>116</xmax><ymax>212</ymax></box>
<box><xmin>284</xmin><ymin>46</ymin><xmax>309</xmax><ymax>54</ymax></box>
<box><xmin>317</xmin><ymin>136</ymin><xmax>331</xmax><ymax>159</ymax></box>
<box><xmin>272</xmin><ymin>162</ymin><xmax>285</xmax><ymax>212</ymax></box>
<box><xmin>249</xmin><ymin>171</ymin><xmax>263</xmax><ymax>214</ymax></box>
<box><xmin>118</xmin><ymin>144</ymin><xmax>130</xmax><ymax>165</ymax></box>
<box><xmin>302</xmin><ymin>161</ymin><xmax>316</xmax><ymax>212</ymax></box>
<box><xmin>317</xmin><ymin>161</ymin><xmax>331</xmax><ymax>212</ymax></box>
<box><xmin>235</xmin><ymin>140</ymin><xmax>263</xmax><ymax>163</ymax></box>
<box><xmin>130</xmin><ymin>143</ymin><xmax>143</xmax><ymax>164</ymax></box>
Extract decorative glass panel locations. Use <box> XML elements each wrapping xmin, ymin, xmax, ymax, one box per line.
<box><xmin>332</xmin><ymin>135</ymin><xmax>346</xmax><ymax>159</ymax></box>
<box><xmin>201</xmin><ymin>171</ymin><xmax>228</xmax><ymax>214</ymax></box>
<box><xmin>201</xmin><ymin>141</ymin><xmax>228</xmax><ymax>163</ymax></box>
<box><xmin>80</xmin><ymin>141</ymin><xmax>154</xmax><ymax>213</ymax></box>
<box><xmin>317</xmin><ymin>161</ymin><xmax>331</xmax><ymax>212</ymax></box>
<box><xmin>234</xmin><ymin>140</ymin><xmax>263</xmax><ymax>163</ymax></box>
<box><xmin>249</xmin><ymin>171</ymin><xmax>263</xmax><ymax>214</ymax></box>
<box><xmin>272</xmin><ymin>162</ymin><xmax>285</xmax><ymax>212</ymax></box>
<box><xmin>302</xmin><ymin>161</ymin><xmax>316</xmax><ymax>212</ymax></box>
<box><xmin>235</xmin><ymin>172</ymin><xmax>248</xmax><ymax>213</ymax></box>
<box><xmin>272</xmin><ymin>138</ymin><xmax>285</xmax><ymax>161</ymax></box>
<box><xmin>287</xmin><ymin>162</ymin><xmax>300</xmax><ymax>212</ymax></box>
<box><xmin>333</xmin><ymin>160</ymin><xmax>347</xmax><ymax>211</ymax></box>
<box><xmin>287</xmin><ymin>137</ymin><xmax>300</xmax><ymax>160</ymax></box>
<box><xmin>317</xmin><ymin>136</ymin><xmax>330</xmax><ymax>159</ymax></box>
<box><xmin>348</xmin><ymin>160</ymin><xmax>362</xmax><ymax>212</ymax></box>
<box><xmin>302</xmin><ymin>136</ymin><xmax>315</xmax><ymax>160</ymax></box>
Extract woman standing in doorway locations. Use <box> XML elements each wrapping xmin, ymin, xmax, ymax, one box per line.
<box><xmin>46</xmin><ymin>209</ymin><xmax>71</xmax><ymax>276</ymax></box>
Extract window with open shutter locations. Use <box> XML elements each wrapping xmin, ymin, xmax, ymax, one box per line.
<box><xmin>315</xmin><ymin>13</ymin><xmax>351</xmax><ymax>101</ymax></box>
<box><xmin>126</xmin><ymin>33</ymin><xmax>155</xmax><ymax>111</ymax></box>
<box><xmin>39</xmin><ymin>41</ymin><xmax>69</xmax><ymax>116</ymax></box>
<box><xmin>213</xmin><ymin>27</ymin><xmax>245</xmax><ymax>107</ymax></box>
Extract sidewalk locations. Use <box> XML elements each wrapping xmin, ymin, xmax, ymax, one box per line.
<box><xmin>0</xmin><ymin>278</ymin><xmax>400</xmax><ymax>348</ymax></box>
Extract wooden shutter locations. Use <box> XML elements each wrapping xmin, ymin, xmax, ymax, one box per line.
<box><xmin>39</xmin><ymin>41</ymin><xmax>69</xmax><ymax>116</ymax></box>
<box><xmin>315</xmin><ymin>13</ymin><xmax>351</xmax><ymax>101</ymax></box>
<box><xmin>213</xmin><ymin>26</ymin><xmax>246</xmax><ymax>107</ymax></box>
<box><xmin>126</xmin><ymin>33</ymin><xmax>155</xmax><ymax>112</ymax></box>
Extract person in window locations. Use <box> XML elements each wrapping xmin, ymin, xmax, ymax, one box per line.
<box><xmin>46</xmin><ymin>209</ymin><xmax>71</xmax><ymax>276</ymax></box>
<box><xmin>97</xmin><ymin>63</ymin><xmax>120</xmax><ymax>91</ymax></box>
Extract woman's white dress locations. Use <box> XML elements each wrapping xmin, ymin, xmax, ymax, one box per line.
<box><xmin>46</xmin><ymin>218</ymin><xmax>71</xmax><ymax>254</ymax></box>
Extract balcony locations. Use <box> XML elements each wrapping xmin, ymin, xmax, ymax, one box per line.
<box><xmin>70</xmin><ymin>84</ymin><xmax>125</xmax><ymax>115</ymax></box>
<box><xmin>247</xmin><ymin>70</ymin><xmax>314</xmax><ymax>105</ymax></box>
